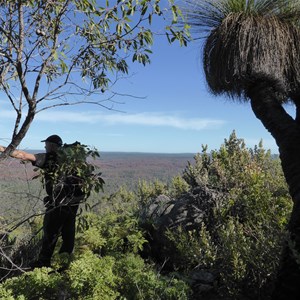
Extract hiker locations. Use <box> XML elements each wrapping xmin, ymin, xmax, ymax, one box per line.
<box><xmin>0</xmin><ymin>135</ymin><xmax>86</xmax><ymax>268</ymax></box>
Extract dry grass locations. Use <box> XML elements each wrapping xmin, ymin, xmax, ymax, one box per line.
<box><xmin>203</xmin><ymin>13</ymin><xmax>300</xmax><ymax>100</ymax></box>
<box><xmin>182</xmin><ymin>0</ymin><xmax>300</xmax><ymax>101</ymax></box>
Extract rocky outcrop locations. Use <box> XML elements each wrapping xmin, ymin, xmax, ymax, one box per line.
<box><xmin>139</xmin><ymin>185</ymin><xmax>227</xmax><ymax>297</ymax></box>
<box><xmin>140</xmin><ymin>185</ymin><xmax>226</xmax><ymax>237</ymax></box>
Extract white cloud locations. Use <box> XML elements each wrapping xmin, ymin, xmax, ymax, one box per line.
<box><xmin>0</xmin><ymin>108</ymin><xmax>226</xmax><ymax>131</ymax></box>
<box><xmin>34</xmin><ymin>110</ymin><xmax>226</xmax><ymax>131</ymax></box>
<box><xmin>101</xmin><ymin>113</ymin><xmax>225</xmax><ymax>130</ymax></box>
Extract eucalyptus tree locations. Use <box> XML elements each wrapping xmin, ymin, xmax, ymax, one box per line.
<box><xmin>0</xmin><ymin>0</ymin><xmax>189</xmax><ymax>156</ymax></box>
<box><xmin>183</xmin><ymin>0</ymin><xmax>300</xmax><ymax>299</ymax></box>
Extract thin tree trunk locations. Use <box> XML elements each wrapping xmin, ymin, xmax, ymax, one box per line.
<box><xmin>247</xmin><ymin>81</ymin><xmax>300</xmax><ymax>300</ymax></box>
<box><xmin>0</xmin><ymin>106</ymin><xmax>35</xmax><ymax>161</ymax></box>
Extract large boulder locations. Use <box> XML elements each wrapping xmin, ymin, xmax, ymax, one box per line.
<box><xmin>140</xmin><ymin>184</ymin><xmax>226</xmax><ymax>259</ymax></box>
<box><xmin>140</xmin><ymin>184</ymin><xmax>226</xmax><ymax>235</ymax></box>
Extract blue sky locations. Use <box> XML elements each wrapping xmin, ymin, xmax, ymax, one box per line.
<box><xmin>0</xmin><ymin>34</ymin><xmax>295</xmax><ymax>154</ymax></box>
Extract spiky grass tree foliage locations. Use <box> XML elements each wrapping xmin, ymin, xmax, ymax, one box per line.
<box><xmin>184</xmin><ymin>0</ymin><xmax>300</xmax><ymax>100</ymax></box>
<box><xmin>183</xmin><ymin>1</ymin><xmax>300</xmax><ymax>299</ymax></box>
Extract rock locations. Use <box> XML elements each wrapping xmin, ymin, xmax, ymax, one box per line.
<box><xmin>140</xmin><ymin>194</ymin><xmax>174</xmax><ymax>225</ymax></box>
<box><xmin>140</xmin><ymin>184</ymin><xmax>226</xmax><ymax>264</ymax></box>
<box><xmin>188</xmin><ymin>269</ymin><xmax>216</xmax><ymax>294</ymax></box>
<box><xmin>190</xmin><ymin>269</ymin><xmax>215</xmax><ymax>284</ymax></box>
<box><xmin>141</xmin><ymin>185</ymin><xmax>225</xmax><ymax>233</ymax></box>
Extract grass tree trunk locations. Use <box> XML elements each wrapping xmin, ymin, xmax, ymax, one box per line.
<box><xmin>247</xmin><ymin>79</ymin><xmax>300</xmax><ymax>300</ymax></box>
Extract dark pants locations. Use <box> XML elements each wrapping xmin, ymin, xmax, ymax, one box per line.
<box><xmin>38</xmin><ymin>204</ymin><xmax>79</xmax><ymax>265</ymax></box>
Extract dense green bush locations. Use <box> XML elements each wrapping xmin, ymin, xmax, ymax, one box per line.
<box><xmin>76</xmin><ymin>211</ymin><xmax>147</xmax><ymax>255</ymax></box>
<box><xmin>0</xmin><ymin>206</ymin><xmax>190</xmax><ymax>299</ymax></box>
<box><xmin>115</xmin><ymin>253</ymin><xmax>190</xmax><ymax>299</ymax></box>
<box><xmin>166</xmin><ymin>131</ymin><xmax>292</xmax><ymax>299</ymax></box>
<box><xmin>0</xmin><ymin>241</ymin><xmax>190</xmax><ymax>299</ymax></box>
<box><xmin>136</xmin><ymin>179</ymin><xmax>169</xmax><ymax>206</ymax></box>
<box><xmin>0</xmin><ymin>267</ymin><xmax>64</xmax><ymax>300</ymax></box>
<box><xmin>0</xmin><ymin>252</ymin><xmax>118</xmax><ymax>300</ymax></box>
<box><xmin>67</xmin><ymin>252</ymin><xmax>118</xmax><ymax>299</ymax></box>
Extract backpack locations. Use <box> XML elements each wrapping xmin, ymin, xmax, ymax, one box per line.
<box><xmin>53</xmin><ymin>142</ymin><xmax>98</xmax><ymax>205</ymax></box>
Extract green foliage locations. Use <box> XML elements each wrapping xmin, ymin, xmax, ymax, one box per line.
<box><xmin>0</xmin><ymin>252</ymin><xmax>118</xmax><ymax>300</ymax></box>
<box><xmin>0</xmin><ymin>267</ymin><xmax>63</xmax><ymax>300</ymax></box>
<box><xmin>167</xmin><ymin>131</ymin><xmax>292</xmax><ymax>298</ymax></box>
<box><xmin>104</xmin><ymin>185</ymin><xmax>138</xmax><ymax>211</ymax></box>
<box><xmin>67</xmin><ymin>251</ymin><xmax>118</xmax><ymax>300</ymax></box>
<box><xmin>169</xmin><ymin>175</ymin><xmax>190</xmax><ymax>198</ymax></box>
<box><xmin>0</xmin><ymin>131</ymin><xmax>294</xmax><ymax>299</ymax></box>
<box><xmin>136</xmin><ymin>179</ymin><xmax>168</xmax><ymax>206</ymax></box>
<box><xmin>76</xmin><ymin>211</ymin><xmax>147</xmax><ymax>255</ymax></box>
<box><xmin>0</xmin><ymin>288</ymin><xmax>22</xmax><ymax>300</ymax></box>
<box><xmin>165</xmin><ymin>224</ymin><xmax>217</xmax><ymax>270</ymax></box>
<box><xmin>0</xmin><ymin>0</ymin><xmax>189</xmax><ymax>92</ymax></box>
<box><xmin>182</xmin><ymin>147</ymin><xmax>210</xmax><ymax>188</ymax></box>
<box><xmin>0</xmin><ymin>251</ymin><xmax>190</xmax><ymax>300</ymax></box>
<box><xmin>39</xmin><ymin>143</ymin><xmax>105</xmax><ymax>200</ymax></box>
<box><xmin>216</xmin><ymin>217</ymin><xmax>285</xmax><ymax>297</ymax></box>
<box><xmin>58</xmin><ymin>143</ymin><xmax>105</xmax><ymax>195</ymax></box>
<box><xmin>0</xmin><ymin>215</ymin><xmax>44</xmax><ymax>277</ymax></box>
<box><xmin>115</xmin><ymin>253</ymin><xmax>190</xmax><ymax>299</ymax></box>
<box><xmin>75</xmin><ymin>0</ymin><xmax>189</xmax><ymax>82</ymax></box>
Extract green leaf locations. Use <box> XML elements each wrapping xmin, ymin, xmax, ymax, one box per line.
<box><xmin>53</xmin><ymin>50</ymin><xmax>58</xmax><ymax>60</ymax></box>
<box><xmin>171</xmin><ymin>5</ymin><xmax>178</xmax><ymax>23</ymax></box>
<box><xmin>141</xmin><ymin>4</ymin><xmax>148</xmax><ymax>16</ymax></box>
<box><xmin>59</xmin><ymin>59</ymin><xmax>68</xmax><ymax>74</ymax></box>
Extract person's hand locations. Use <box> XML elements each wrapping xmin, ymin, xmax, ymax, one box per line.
<box><xmin>0</xmin><ymin>146</ymin><xmax>5</xmax><ymax>152</ymax></box>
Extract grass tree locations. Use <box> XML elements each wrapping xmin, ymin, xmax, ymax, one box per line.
<box><xmin>183</xmin><ymin>0</ymin><xmax>300</xmax><ymax>299</ymax></box>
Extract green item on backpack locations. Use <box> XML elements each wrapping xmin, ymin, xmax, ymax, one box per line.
<box><xmin>53</xmin><ymin>142</ymin><xmax>104</xmax><ymax>204</ymax></box>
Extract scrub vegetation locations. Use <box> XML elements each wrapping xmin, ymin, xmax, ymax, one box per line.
<box><xmin>0</xmin><ymin>132</ymin><xmax>293</xmax><ymax>299</ymax></box>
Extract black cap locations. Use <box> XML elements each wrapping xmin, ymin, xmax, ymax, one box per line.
<box><xmin>41</xmin><ymin>135</ymin><xmax>63</xmax><ymax>146</ymax></box>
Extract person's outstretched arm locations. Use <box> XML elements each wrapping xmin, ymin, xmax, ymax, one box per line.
<box><xmin>0</xmin><ymin>145</ymin><xmax>36</xmax><ymax>162</ymax></box>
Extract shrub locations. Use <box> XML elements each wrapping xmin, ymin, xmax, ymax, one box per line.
<box><xmin>169</xmin><ymin>175</ymin><xmax>189</xmax><ymax>198</ymax></box>
<box><xmin>76</xmin><ymin>211</ymin><xmax>147</xmax><ymax>255</ymax></box>
<box><xmin>115</xmin><ymin>253</ymin><xmax>190</xmax><ymax>299</ymax></box>
<box><xmin>67</xmin><ymin>251</ymin><xmax>119</xmax><ymax>300</ymax></box>
<box><xmin>0</xmin><ymin>250</ymin><xmax>190</xmax><ymax>299</ymax></box>
<box><xmin>165</xmin><ymin>131</ymin><xmax>292</xmax><ymax>299</ymax></box>
<box><xmin>0</xmin><ymin>267</ymin><xmax>63</xmax><ymax>300</ymax></box>
<box><xmin>136</xmin><ymin>179</ymin><xmax>169</xmax><ymax>206</ymax></box>
<box><xmin>165</xmin><ymin>224</ymin><xmax>217</xmax><ymax>271</ymax></box>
